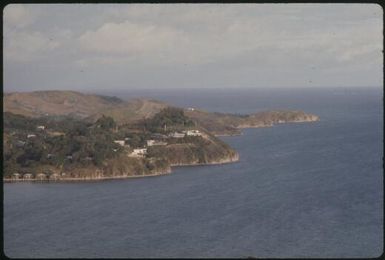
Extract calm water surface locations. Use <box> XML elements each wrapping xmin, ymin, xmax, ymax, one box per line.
<box><xmin>4</xmin><ymin>88</ymin><xmax>383</xmax><ymax>258</ymax></box>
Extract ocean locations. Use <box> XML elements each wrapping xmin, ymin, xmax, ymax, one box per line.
<box><xmin>3</xmin><ymin>87</ymin><xmax>383</xmax><ymax>258</ymax></box>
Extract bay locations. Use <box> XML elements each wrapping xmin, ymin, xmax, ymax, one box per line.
<box><xmin>4</xmin><ymin>87</ymin><xmax>383</xmax><ymax>258</ymax></box>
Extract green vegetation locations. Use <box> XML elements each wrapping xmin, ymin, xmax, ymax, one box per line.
<box><xmin>144</xmin><ymin>107</ymin><xmax>194</xmax><ymax>133</ymax></box>
<box><xmin>3</xmin><ymin>113</ymin><xmax>123</xmax><ymax>177</ymax></box>
<box><xmin>3</xmin><ymin>108</ymin><xmax>237</xmax><ymax>179</ymax></box>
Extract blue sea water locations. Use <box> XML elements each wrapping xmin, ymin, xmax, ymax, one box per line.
<box><xmin>3</xmin><ymin>87</ymin><xmax>383</xmax><ymax>258</ymax></box>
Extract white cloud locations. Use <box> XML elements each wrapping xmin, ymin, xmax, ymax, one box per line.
<box><xmin>79</xmin><ymin>21</ymin><xmax>183</xmax><ymax>53</ymax></box>
<box><xmin>75</xmin><ymin>4</ymin><xmax>382</xmax><ymax>69</ymax></box>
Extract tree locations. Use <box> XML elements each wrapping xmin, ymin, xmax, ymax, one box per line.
<box><xmin>95</xmin><ymin>115</ymin><xmax>116</xmax><ymax>130</ymax></box>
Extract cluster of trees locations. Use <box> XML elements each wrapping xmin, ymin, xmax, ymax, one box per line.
<box><xmin>3</xmin><ymin>113</ymin><xmax>124</xmax><ymax>177</ymax></box>
<box><xmin>143</xmin><ymin>107</ymin><xmax>195</xmax><ymax>133</ymax></box>
<box><xmin>3</xmin><ymin>107</ymin><xmax>223</xmax><ymax>178</ymax></box>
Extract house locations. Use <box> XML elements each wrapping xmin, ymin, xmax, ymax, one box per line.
<box><xmin>49</xmin><ymin>173</ymin><xmax>60</xmax><ymax>180</ymax></box>
<box><xmin>12</xmin><ymin>173</ymin><xmax>21</xmax><ymax>180</ymax></box>
<box><xmin>66</xmin><ymin>155</ymin><xmax>73</xmax><ymax>160</ymax></box>
<box><xmin>36</xmin><ymin>173</ymin><xmax>47</xmax><ymax>180</ymax></box>
<box><xmin>147</xmin><ymin>140</ymin><xmax>167</xmax><ymax>146</ymax></box>
<box><xmin>37</xmin><ymin>125</ymin><xmax>45</xmax><ymax>130</ymax></box>
<box><xmin>23</xmin><ymin>173</ymin><xmax>33</xmax><ymax>179</ymax></box>
<box><xmin>187</xmin><ymin>107</ymin><xmax>195</xmax><ymax>111</ymax></box>
<box><xmin>169</xmin><ymin>132</ymin><xmax>185</xmax><ymax>138</ymax></box>
<box><xmin>129</xmin><ymin>148</ymin><xmax>147</xmax><ymax>157</ymax></box>
<box><xmin>27</xmin><ymin>134</ymin><xmax>36</xmax><ymax>138</ymax></box>
<box><xmin>185</xmin><ymin>130</ymin><xmax>202</xmax><ymax>136</ymax></box>
<box><xmin>114</xmin><ymin>140</ymin><xmax>125</xmax><ymax>146</ymax></box>
<box><xmin>47</xmin><ymin>131</ymin><xmax>65</xmax><ymax>136</ymax></box>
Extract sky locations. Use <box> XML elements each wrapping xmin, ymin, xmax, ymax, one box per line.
<box><xmin>3</xmin><ymin>4</ymin><xmax>383</xmax><ymax>92</ymax></box>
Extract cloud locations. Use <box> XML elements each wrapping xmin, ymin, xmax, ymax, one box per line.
<box><xmin>3</xmin><ymin>4</ymin><xmax>383</xmax><ymax>91</ymax></box>
<box><xmin>4</xmin><ymin>31</ymin><xmax>60</xmax><ymax>62</ymax></box>
<box><xmin>75</xmin><ymin>4</ymin><xmax>382</xmax><ymax>69</ymax></box>
<box><xmin>79</xmin><ymin>21</ymin><xmax>184</xmax><ymax>55</ymax></box>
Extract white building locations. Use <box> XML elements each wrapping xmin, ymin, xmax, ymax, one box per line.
<box><xmin>169</xmin><ymin>132</ymin><xmax>185</xmax><ymax>138</ymax></box>
<box><xmin>147</xmin><ymin>140</ymin><xmax>167</xmax><ymax>146</ymax></box>
<box><xmin>27</xmin><ymin>134</ymin><xmax>36</xmax><ymax>138</ymax></box>
<box><xmin>185</xmin><ymin>130</ymin><xmax>202</xmax><ymax>136</ymax></box>
<box><xmin>12</xmin><ymin>173</ymin><xmax>21</xmax><ymax>179</ymax></box>
<box><xmin>114</xmin><ymin>140</ymin><xmax>125</xmax><ymax>146</ymax></box>
<box><xmin>23</xmin><ymin>173</ymin><xmax>33</xmax><ymax>179</ymax></box>
<box><xmin>37</xmin><ymin>125</ymin><xmax>45</xmax><ymax>130</ymax></box>
<box><xmin>129</xmin><ymin>148</ymin><xmax>147</xmax><ymax>157</ymax></box>
<box><xmin>36</xmin><ymin>173</ymin><xmax>47</xmax><ymax>180</ymax></box>
<box><xmin>50</xmin><ymin>173</ymin><xmax>60</xmax><ymax>180</ymax></box>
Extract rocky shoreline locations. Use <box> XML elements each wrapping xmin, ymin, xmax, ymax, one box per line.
<box><xmin>4</xmin><ymin>117</ymin><xmax>320</xmax><ymax>183</ymax></box>
<box><xmin>170</xmin><ymin>153</ymin><xmax>240</xmax><ymax>167</ymax></box>
<box><xmin>3</xmin><ymin>154</ymin><xmax>239</xmax><ymax>183</ymax></box>
<box><xmin>213</xmin><ymin>116</ymin><xmax>319</xmax><ymax>136</ymax></box>
<box><xmin>3</xmin><ymin>170</ymin><xmax>171</xmax><ymax>183</ymax></box>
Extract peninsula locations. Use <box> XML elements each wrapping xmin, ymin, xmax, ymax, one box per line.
<box><xmin>3</xmin><ymin>91</ymin><xmax>319</xmax><ymax>182</ymax></box>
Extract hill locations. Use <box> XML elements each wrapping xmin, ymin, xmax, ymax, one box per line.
<box><xmin>4</xmin><ymin>90</ymin><xmax>319</xmax><ymax>136</ymax></box>
<box><xmin>4</xmin><ymin>91</ymin><xmax>168</xmax><ymax>124</ymax></box>
<box><xmin>185</xmin><ymin>109</ymin><xmax>319</xmax><ymax>135</ymax></box>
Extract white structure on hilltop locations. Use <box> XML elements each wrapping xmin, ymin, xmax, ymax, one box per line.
<box><xmin>185</xmin><ymin>130</ymin><xmax>202</xmax><ymax>136</ymax></box>
<box><xmin>187</xmin><ymin>107</ymin><xmax>195</xmax><ymax>111</ymax></box>
<box><xmin>27</xmin><ymin>134</ymin><xmax>36</xmax><ymax>138</ymax></box>
<box><xmin>37</xmin><ymin>125</ymin><xmax>45</xmax><ymax>130</ymax></box>
<box><xmin>114</xmin><ymin>140</ymin><xmax>125</xmax><ymax>146</ymax></box>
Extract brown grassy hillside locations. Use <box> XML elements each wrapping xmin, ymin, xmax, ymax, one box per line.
<box><xmin>4</xmin><ymin>91</ymin><xmax>168</xmax><ymax>124</ymax></box>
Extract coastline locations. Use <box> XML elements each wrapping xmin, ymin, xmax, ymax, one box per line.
<box><xmin>3</xmin><ymin>171</ymin><xmax>171</xmax><ymax>183</ymax></box>
<box><xmin>3</xmin><ymin>118</ymin><xmax>317</xmax><ymax>184</ymax></box>
<box><xmin>3</xmin><ymin>154</ymin><xmax>239</xmax><ymax>183</ymax></box>
<box><xmin>213</xmin><ymin>117</ymin><xmax>319</xmax><ymax>136</ymax></box>
<box><xmin>170</xmin><ymin>154</ymin><xmax>240</xmax><ymax>167</ymax></box>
